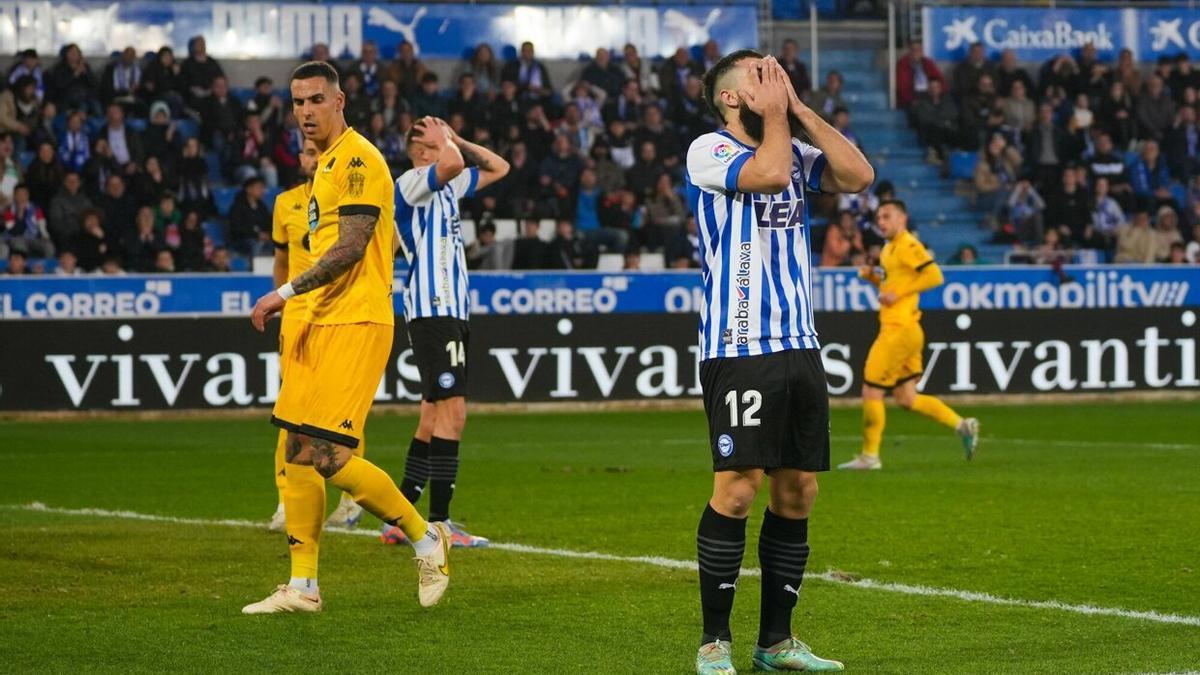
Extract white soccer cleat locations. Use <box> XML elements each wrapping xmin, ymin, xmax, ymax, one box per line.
<box><xmin>958</xmin><ymin>417</ymin><xmax>981</xmax><ymax>460</ymax></box>
<box><xmin>267</xmin><ymin>503</ymin><xmax>286</xmax><ymax>532</ymax></box>
<box><xmin>837</xmin><ymin>454</ymin><xmax>882</xmax><ymax>471</ymax></box>
<box><xmin>414</xmin><ymin>521</ymin><xmax>452</xmax><ymax>607</ymax></box>
<box><xmin>324</xmin><ymin>494</ymin><xmax>364</xmax><ymax>529</ymax></box>
<box><xmin>241</xmin><ymin>585</ymin><xmax>322</xmax><ymax>614</ymax></box>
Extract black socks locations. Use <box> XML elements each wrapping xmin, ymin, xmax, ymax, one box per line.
<box><xmin>428</xmin><ymin>436</ymin><xmax>460</xmax><ymax>522</ymax></box>
<box><xmin>697</xmin><ymin>504</ymin><xmax>747</xmax><ymax>645</ymax></box>
<box><xmin>757</xmin><ymin>508</ymin><xmax>810</xmax><ymax>649</ymax></box>
<box><xmin>399</xmin><ymin>438</ymin><xmax>430</xmax><ymax>504</ymax></box>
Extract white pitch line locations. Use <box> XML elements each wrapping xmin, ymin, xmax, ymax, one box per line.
<box><xmin>8</xmin><ymin>502</ymin><xmax>1200</xmax><ymax>628</ymax></box>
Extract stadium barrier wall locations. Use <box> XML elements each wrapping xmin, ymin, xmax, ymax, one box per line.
<box><xmin>3</xmin><ymin>308</ymin><xmax>1197</xmax><ymax>411</ymax></box>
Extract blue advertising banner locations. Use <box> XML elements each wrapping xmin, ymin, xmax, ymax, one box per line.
<box><xmin>1135</xmin><ymin>9</ymin><xmax>1200</xmax><ymax>62</ymax></box>
<box><xmin>922</xmin><ymin>6</ymin><xmax>1125</xmax><ymax>61</ymax></box>
<box><xmin>0</xmin><ymin>266</ymin><xmax>1195</xmax><ymax>320</ymax></box>
<box><xmin>0</xmin><ymin>1</ymin><xmax>757</xmax><ymax>60</ymax></box>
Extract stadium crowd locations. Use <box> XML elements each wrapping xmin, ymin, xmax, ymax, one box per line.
<box><xmin>899</xmin><ymin>40</ymin><xmax>1200</xmax><ymax>264</ymax></box>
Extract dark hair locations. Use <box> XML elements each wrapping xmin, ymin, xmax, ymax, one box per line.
<box><xmin>878</xmin><ymin>199</ymin><xmax>907</xmax><ymax>214</ymax></box>
<box><xmin>832</xmin><ymin>106</ymin><xmax>849</xmax><ymax>117</ymax></box>
<box><xmin>291</xmin><ymin>61</ymin><xmax>340</xmax><ymax>86</ymax></box>
<box><xmin>701</xmin><ymin>48</ymin><xmax>763</xmax><ymax>122</ymax></box>
<box><xmin>254</xmin><ymin>76</ymin><xmax>273</xmax><ymax>88</ymax></box>
<box><xmin>9</xmin><ymin>249</ymin><xmax>26</xmax><ymax>259</ymax></box>
<box><xmin>13</xmin><ymin>75</ymin><xmax>36</xmax><ymax>92</ymax></box>
<box><xmin>242</xmin><ymin>176</ymin><xmax>265</xmax><ymax>190</ymax></box>
<box><xmin>421</xmin><ymin>72</ymin><xmax>439</xmax><ymax>84</ymax></box>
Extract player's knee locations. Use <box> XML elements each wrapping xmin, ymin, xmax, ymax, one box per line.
<box><xmin>894</xmin><ymin>388</ymin><xmax>916</xmax><ymax>409</ymax></box>
<box><xmin>438</xmin><ymin>398</ymin><xmax>467</xmax><ymax>433</ymax></box>
<box><xmin>712</xmin><ymin>477</ymin><xmax>761</xmax><ymax>518</ymax></box>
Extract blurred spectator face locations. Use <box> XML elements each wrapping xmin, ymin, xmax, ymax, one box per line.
<box><xmin>580</xmin><ymin>168</ymin><xmax>597</xmax><ymax>189</ymax></box>
<box><xmin>399</xmin><ymin>42</ymin><xmax>414</xmax><ymax>60</ymax></box>
<box><xmin>978</xmin><ymin>75</ymin><xmax>995</xmax><ymax>95</ymax></box>
<box><xmin>158</xmin><ymin>194</ymin><xmax>174</xmax><ymax>214</ymax></box>
<box><xmin>246</xmin><ymin>115</ymin><xmax>262</xmax><ymax>133</ymax></box>
<box><xmin>968</xmin><ymin>43</ymin><xmax>985</xmax><ymax>64</ymax></box>
<box><xmin>478</xmin><ymin>225</ymin><xmax>496</xmax><ymax>245</ymax></box>
<box><xmin>1169</xmin><ymin>243</ymin><xmax>1187</xmax><ymax>263</ymax></box>
<box><xmin>595</xmin><ymin>48</ymin><xmax>610</xmax><ymax>68</ymax></box>
<box><xmin>672</xmin><ymin>48</ymin><xmax>689</xmax><ymax>66</ymax></box>
<box><xmin>106</xmin><ymin>104</ymin><xmax>124</xmax><ymax>127</ymax></box>
<box><xmin>959</xmin><ymin>247</ymin><xmax>977</xmax><ymax>264</ymax></box>
<box><xmin>638</xmin><ymin>141</ymin><xmax>656</xmax><ymax>163</ymax></box>
<box><xmin>833</xmin><ymin>109</ymin><xmax>850</xmax><ymax>130</ymax></box>
<box><xmin>623</xmin><ymin>252</ymin><xmax>641</xmax><ymax>270</ymax></box>
<box><xmin>1081</xmin><ymin>42</ymin><xmax>1097</xmax><ymax>62</ymax></box>
<box><xmin>564</xmin><ymin>104</ymin><xmax>581</xmax><ymax>125</ymax></box>
<box><xmin>686</xmin><ymin>75</ymin><xmax>703</xmax><ymax>99</ymax></box>
<box><xmin>1157</xmin><ymin>208</ymin><xmax>1178</xmax><ymax>231</ymax></box>
<box><xmin>213</xmin><ymin>76</ymin><xmax>228</xmax><ymax>98</ymax></box>
<box><xmin>17</xmin><ymin>78</ymin><xmax>36</xmax><ymax>102</ymax></box>
<box><xmin>183</xmin><ymin>138</ymin><xmax>199</xmax><ymax>157</ymax></box>
<box><xmin>622</xmin><ymin>79</ymin><xmax>640</xmax><ymax>100</ymax></box>
<box><xmin>826</xmin><ymin>71</ymin><xmax>843</xmax><ymax>93</ymax></box>
<box><xmin>644</xmin><ymin>105</ymin><xmax>663</xmax><ymax>128</ymax></box>
<box><xmin>255</xmin><ymin>78</ymin><xmax>273</xmax><ymax>97</ymax></box>
<box><xmin>192</xmin><ymin>37</ymin><xmax>208</xmax><ymax>59</ymax></box>
<box><xmin>1074</xmin><ymin>93</ymin><xmax>1089</xmax><ymax>110</ymax></box>
<box><xmin>838</xmin><ymin>210</ymin><xmax>855</xmax><ymax>232</ymax></box>
<box><xmin>685</xmin><ymin>215</ymin><xmax>698</xmax><ymax>235</ymax></box>
<box><xmin>500</xmin><ymin>80</ymin><xmax>517</xmax><ymax>99</ymax></box>
<box><xmin>120</xmin><ymin>46</ymin><xmax>136</xmax><ymax>66</ymax></box>
<box><xmin>369</xmin><ymin>112</ymin><xmax>385</xmax><ymax>135</ymax></box>
<box><xmin>156</xmin><ymin>250</ymin><xmax>175</xmax><ymax>272</ymax></box>
<box><xmin>624</xmin><ymin>44</ymin><xmax>638</xmax><ymax>62</ymax></box>
<box><xmin>620</xmin><ymin>190</ymin><xmax>636</xmax><ymax>209</ymax></box>
<box><xmin>83</xmin><ymin>212</ymin><xmax>103</xmax><ymax>235</ymax></box>
<box><xmin>362</xmin><ymin>41</ymin><xmax>378</xmax><ymax>63</ymax></box>
<box><xmin>396</xmin><ymin>112</ymin><xmax>413</xmax><ymax>132</ymax></box>
<box><xmin>8</xmin><ymin>252</ymin><xmax>27</xmax><ymax>274</ymax></box>
<box><xmin>300</xmin><ymin>139</ymin><xmax>319</xmax><ymax>178</ymax></box>
<box><xmin>1180</xmin><ymin>106</ymin><xmax>1196</xmax><ymax>126</ymax></box>
<box><xmin>1109</xmin><ymin>81</ymin><xmax>1125</xmax><ymax>100</ymax></box>
<box><xmin>37</xmin><ymin>142</ymin><xmax>54</xmax><ymax>163</ymax></box>
<box><xmin>67</xmin><ymin>111</ymin><xmax>85</xmax><ymax>132</ymax></box>
<box><xmin>1148</xmin><ymin>76</ymin><xmax>1164</xmax><ymax>97</ymax></box>
<box><xmin>1119</xmin><ymin>49</ymin><xmax>1133</xmax><ymax>68</ymax></box>
<box><xmin>1011</xmin><ymin>80</ymin><xmax>1026</xmax><ymax>100</ymax></box>
<box><xmin>1043</xmin><ymin>229</ymin><xmax>1060</xmax><ymax>248</ymax></box>
<box><xmin>1062</xmin><ymin>170</ymin><xmax>1078</xmax><ymax>190</ymax></box>
<box><xmin>158</xmin><ymin>47</ymin><xmax>175</xmax><ymax>67</ymax></box>
<box><xmin>556</xmin><ymin>220</ymin><xmax>574</xmax><ymax>239</ymax></box>
<box><xmin>0</xmin><ymin>134</ymin><xmax>11</xmax><ymax>158</ymax></box>
<box><xmin>152</xmin><ymin>106</ymin><xmax>169</xmax><ymax>124</ymax></box>
<box><xmin>1096</xmin><ymin>133</ymin><xmax>1113</xmax><ymax>154</ymax></box>
<box><xmin>520</xmin><ymin>42</ymin><xmax>535</xmax><ymax>61</ymax></box>
<box><xmin>247</xmin><ymin>180</ymin><xmax>266</xmax><ymax>201</ymax></box>
<box><xmin>101</xmin><ymin>257</ymin><xmax>123</xmax><ymax>274</ymax></box>
<box><xmin>1133</xmin><ymin>211</ymin><xmax>1150</xmax><ymax>228</ymax></box>
<box><xmin>703</xmin><ymin>40</ymin><xmax>720</xmax><ymax>62</ymax></box>
<box><xmin>381</xmin><ymin>80</ymin><xmax>398</xmax><ymax>99</ymax></box>
<box><xmin>58</xmin><ymin>251</ymin><xmax>78</xmax><ymax>273</ymax></box>
<box><xmin>13</xmin><ymin>185</ymin><xmax>29</xmax><ymax>207</ymax></box>
<box><xmin>589</xmin><ymin>143</ymin><xmax>609</xmax><ymax>161</ymax></box>
<box><xmin>987</xmin><ymin>134</ymin><xmax>1006</xmax><ymax>156</ymax></box>
<box><xmin>449</xmin><ymin>113</ymin><xmax>466</xmax><ymax>136</ymax></box>
<box><xmin>136</xmin><ymin>207</ymin><xmax>154</xmax><ymax>234</ymax></box>
<box><xmin>783</xmin><ymin>40</ymin><xmax>798</xmax><ymax>61</ymax></box>
<box><xmin>312</xmin><ymin>43</ymin><xmax>331</xmax><ymax>61</ymax></box>
<box><xmin>522</xmin><ymin>219</ymin><xmax>540</xmax><ymax>236</ymax></box>
<box><xmin>1001</xmin><ymin>49</ymin><xmax>1017</xmax><ymax>70</ymax></box>
<box><xmin>552</xmin><ymin>134</ymin><xmax>571</xmax><ymax>157</ymax></box>
<box><xmin>182</xmin><ymin>211</ymin><xmax>200</xmax><ymax>230</ymax></box>
<box><xmin>211</xmin><ymin>248</ymin><xmax>230</xmax><ymax>269</ymax></box>
<box><xmin>64</xmin><ymin>172</ymin><xmax>81</xmax><ymax>194</ymax></box>
<box><xmin>1142</xmin><ymin>140</ymin><xmax>1160</xmax><ymax>162</ymax></box>
<box><xmin>344</xmin><ymin>73</ymin><xmax>361</xmax><ymax>94</ymax></box>
<box><xmin>655</xmin><ymin>172</ymin><xmax>672</xmax><ymax>194</ymax></box>
<box><xmin>65</xmin><ymin>44</ymin><xmax>83</xmax><ymax>67</ymax></box>
<box><xmin>1038</xmin><ymin>103</ymin><xmax>1054</xmax><ymax>125</ymax></box>
<box><xmin>928</xmin><ymin>78</ymin><xmax>943</xmax><ymax>97</ymax></box>
<box><xmin>459</xmin><ymin>73</ymin><xmax>476</xmax><ymax>95</ymax></box>
<box><xmin>510</xmin><ymin>142</ymin><xmax>527</xmax><ymax>164</ymax></box>
<box><xmin>106</xmin><ymin>175</ymin><xmax>124</xmax><ymax>197</ymax></box>
<box><xmin>1095</xmin><ymin>177</ymin><xmax>1110</xmax><ymax>198</ymax></box>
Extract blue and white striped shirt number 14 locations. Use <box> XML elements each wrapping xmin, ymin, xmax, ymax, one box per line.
<box><xmin>394</xmin><ymin>164</ymin><xmax>480</xmax><ymax>322</ymax></box>
<box><xmin>685</xmin><ymin>130</ymin><xmax>827</xmax><ymax>361</ymax></box>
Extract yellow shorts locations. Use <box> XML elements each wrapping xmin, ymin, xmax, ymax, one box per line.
<box><xmin>272</xmin><ymin>321</ymin><xmax>393</xmax><ymax>448</ymax></box>
<box><xmin>278</xmin><ymin>313</ymin><xmax>308</xmax><ymax>385</ymax></box>
<box><xmin>863</xmin><ymin>323</ymin><xmax>924</xmax><ymax>389</ymax></box>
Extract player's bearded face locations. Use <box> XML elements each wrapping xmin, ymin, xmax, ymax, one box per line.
<box><xmin>738</xmin><ymin>102</ymin><xmax>765</xmax><ymax>144</ymax></box>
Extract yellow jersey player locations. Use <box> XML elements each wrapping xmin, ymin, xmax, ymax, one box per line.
<box><xmin>838</xmin><ymin>200</ymin><xmax>980</xmax><ymax>471</ymax></box>
<box><xmin>244</xmin><ymin>62</ymin><xmax>451</xmax><ymax>614</ymax></box>
<box><xmin>266</xmin><ymin>138</ymin><xmax>364</xmax><ymax>532</ymax></box>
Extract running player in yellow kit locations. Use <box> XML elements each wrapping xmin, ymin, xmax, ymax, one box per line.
<box><xmin>838</xmin><ymin>200</ymin><xmax>980</xmax><ymax>471</ymax></box>
<box><xmin>266</xmin><ymin>138</ymin><xmax>363</xmax><ymax>532</ymax></box>
<box><xmin>243</xmin><ymin>62</ymin><xmax>450</xmax><ymax>614</ymax></box>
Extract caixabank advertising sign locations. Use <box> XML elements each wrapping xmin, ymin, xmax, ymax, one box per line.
<box><xmin>2</xmin><ymin>308</ymin><xmax>1195</xmax><ymax>411</ymax></box>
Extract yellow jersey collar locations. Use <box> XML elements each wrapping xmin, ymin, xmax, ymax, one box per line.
<box><xmin>319</xmin><ymin>126</ymin><xmax>355</xmax><ymax>161</ymax></box>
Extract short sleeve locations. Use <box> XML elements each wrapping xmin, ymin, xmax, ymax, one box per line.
<box><xmin>686</xmin><ymin>134</ymin><xmax>752</xmax><ymax>193</ymax></box>
<box><xmin>337</xmin><ymin>148</ymin><xmax>389</xmax><ymax>219</ymax></box>
<box><xmin>449</xmin><ymin>167</ymin><xmax>479</xmax><ymax>198</ymax></box>
<box><xmin>792</xmin><ymin>139</ymin><xmax>826</xmax><ymax>192</ymax></box>
<box><xmin>271</xmin><ymin>193</ymin><xmax>287</xmax><ymax>248</ymax></box>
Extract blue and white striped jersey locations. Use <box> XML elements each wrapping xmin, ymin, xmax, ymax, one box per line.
<box><xmin>394</xmin><ymin>164</ymin><xmax>479</xmax><ymax>322</ymax></box>
<box><xmin>684</xmin><ymin>130</ymin><xmax>826</xmax><ymax>361</ymax></box>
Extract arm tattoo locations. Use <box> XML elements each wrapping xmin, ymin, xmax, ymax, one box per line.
<box><xmin>290</xmin><ymin>214</ymin><xmax>377</xmax><ymax>295</ymax></box>
<box><xmin>458</xmin><ymin>142</ymin><xmax>494</xmax><ymax>172</ymax></box>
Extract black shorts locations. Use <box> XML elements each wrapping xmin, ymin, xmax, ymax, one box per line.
<box><xmin>699</xmin><ymin>349</ymin><xmax>831</xmax><ymax>473</ymax></box>
<box><xmin>407</xmin><ymin>317</ymin><xmax>470</xmax><ymax>402</ymax></box>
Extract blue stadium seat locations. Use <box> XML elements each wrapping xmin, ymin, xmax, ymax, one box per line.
<box><xmin>213</xmin><ymin>187</ymin><xmax>238</xmax><ymax>217</ymax></box>
<box><xmin>18</xmin><ymin>151</ymin><xmax>34</xmax><ymax>169</ymax></box>
<box><xmin>231</xmin><ymin>87</ymin><xmax>256</xmax><ymax>104</ymax></box>
<box><xmin>202</xmin><ymin>220</ymin><xmax>226</xmax><ymax>246</ymax></box>
<box><xmin>263</xmin><ymin>186</ymin><xmax>282</xmax><ymax>207</ymax></box>
<box><xmin>174</xmin><ymin>118</ymin><xmax>198</xmax><ymax>141</ymax></box>
<box><xmin>85</xmin><ymin>117</ymin><xmax>106</xmax><ymax>137</ymax></box>
<box><xmin>229</xmin><ymin>256</ymin><xmax>249</xmax><ymax>272</ymax></box>
<box><xmin>948</xmin><ymin>151</ymin><xmax>977</xmax><ymax>181</ymax></box>
<box><xmin>205</xmin><ymin>151</ymin><xmax>223</xmax><ymax>182</ymax></box>
<box><xmin>126</xmin><ymin>118</ymin><xmax>147</xmax><ymax>132</ymax></box>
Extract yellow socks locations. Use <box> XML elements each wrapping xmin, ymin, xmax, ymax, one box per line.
<box><xmin>329</xmin><ymin>456</ymin><xmax>428</xmax><ymax>541</ymax></box>
<box><xmin>911</xmin><ymin>394</ymin><xmax>962</xmax><ymax>430</ymax></box>
<box><xmin>283</xmin><ymin>463</ymin><xmax>325</xmax><ymax>579</ymax></box>
<box><xmin>273</xmin><ymin>430</ymin><xmax>288</xmax><ymax>501</ymax></box>
<box><xmin>862</xmin><ymin>399</ymin><xmax>885</xmax><ymax>458</ymax></box>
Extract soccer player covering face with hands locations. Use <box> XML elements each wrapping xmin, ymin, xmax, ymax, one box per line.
<box><xmin>685</xmin><ymin>52</ymin><xmax>873</xmax><ymax>673</ymax></box>
<box><xmin>244</xmin><ymin>62</ymin><xmax>452</xmax><ymax>615</ymax></box>
<box><xmin>380</xmin><ymin>115</ymin><xmax>509</xmax><ymax>548</ymax></box>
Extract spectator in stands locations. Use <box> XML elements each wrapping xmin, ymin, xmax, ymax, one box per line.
<box><xmin>48</xmin><ymin>44</ymin><xmax>99</xmax><ymax>115</ymax></box>
<box><xmin>603</xmin><ymin>79</ymin><xmax>644</xmax><ymax>126</ymax></box>
<box><xmin>961</xmin><ymin>73</ymin><xmax>1001</xmax><ymax>150</ymax></box>
<box><xmin>821</xmin><ymin>210</ymin><xmax>864</xmax><ymax>267</ymax></box>
<box><xmin>589</xmin><ymin>141</ymin><xmax>626</xmax><ymax>194</ymax></box>
<box><xmin>974</xmin><ymin>133</ymin><xmax>1021</xmax><ymax>223</ymax></box>
<box><xmin>1026</xmin><ymin>103</ymin><xmax>1072</xmax><ymax>192</ymax></box>
<box><xmin>1090</xmin><ymin>177</ymin><xmax>1126</xmax><ymax>249</ymax></box>
<box><xmin>659</xmin><ymin>48</ymin><xmax>702</xmax><ymax>107</ymax></box>
<box><xmin>953</xmin><ymin>42</ymin><xmax>995</xmax><ymax>98</ymax></box>
<box><xmin>1165</xmin><ymin>105</ymin><xmax>1199</xmax><ymax>182</ymax></box>
<box><xmin>71</xmin><ymin>208</ymin><xmax>110</xmax><ymax>271</ymax></box>
<box><xmin>1137</xmin><ymin>75</ymin><xmax>1176</xmax><ymax>143</ymax></box>
<box><xmin>1036</xmin><ymin>54</ymin><xmax>1078</xmax><ymax>101</ymax></box>
<box><xmin>1152</xmin><ymin>205</ymin><xmax>1184</xmax><ymax>262</ymax></box>
<box><xmin>153</xmin><ymin>248</ymin><xmax>175</xmax><ymax>273</ymax></box>
<box><xmin>557</xmin><ymin>103</ymin><xmax>597</xmax><ymax>156</ymax></box>
<box><xmin>154</xmin><ymin>191</ymin><xmax>181</xmax><ymax>232</ymax></box>
<box><xmin>449</xmin><ymin>74</ymin><xmax>489</xmax><ymax>139</ymax></box>
<box><xmin>0</xmin><ymin>75</ymin><xmax>39</xmax><ymax>149</ymax></box>
<box><xmin>489</xmin><ymin>79</ymin><xmax>523</xmax><ymax>140</ymax></box>
<box><xmin>365</xmin><ymin>112</ymin><xmax>405</xmax><ymax>171</ymax></box>
<box><xmin>175</xmin><ymin>210</ymin><xmax>206</xmax><ymax>271</ymax></box>
<box><xmin>1068</xmin><ymin>93</ymin><xmax>1094</xmax><ymax>144</ymax></box>
<box><xmin>948</xmin><ymin>243</ymin><xmax>981</xmax><ymax>265</ymax></box>
<box><xmin>620</xmin><ymin>44</ymin><xmax>659</xmax><ymax>98</ymax></box>
<box><xmin>994</xmin><ymin>49</ymin><xmax>1033</xmax><ymax>99</ymax></box>
<box><xmin>503</xmin><ymin>41</ymin><xmax>553</xmax><ymax>105</ymax></box>
<box><xmin>1007</xmin><ymin>179</ymin><xmax>1046</xmax><ymax>245</ymax></box>
<box><xmin>546</xmin><ymin>219</ymin><xmax>590</xmax><ymax>269</ymax></box>
<box><xmin>48</xmin><ymin>171</ymin><xmax>90</xmax><ymax>250</ymax></box>
<box><xmin>0</xmin><ymin>132</ymin><xmax>22</xmax><ymax>210</ymax></box>
<box><xmin>7</xmin><ymin>49</ymin><xmax>45</xmax><ymax>100</ymax></box>
<box><xmin>410</xmin><ymin>72</ymin><xmax>447</xmax><ymax>121</ymax></box>
<box><xmin>646</xmin><ymin>172</ymin><xmax>686</xmax><ymax>245</ymax></box>
<box><xmin>1034</xmin><ymin>228</ymin><xmax>1067</xmax><ymax>265</ymax></box>
<box><xmin>806</xmin><ymin>71</ymin><xmax>847</xmax><ymax>123</ymax></box>
<box><xmin>140</xmin><ymin>46</ymin><xmax>184</xmax><ymax>115</ymax></box>
<box><xmin>600</xmin><ymin>189</ymin><xmax>645</xmax><ymax>247</ymax></box>
<box><xmin>340</xmin><ymin>71</ymin><xmax>372</xmax><ymax>130</ymax></box>
<box><xmin>200</xmin><ymin>76</ymin><xmax>242</xmax><ymax>165</ymax></box>
<box><xmin>143</xmin><ymin>102</ymin><xmax>181</xmax><ymax>172</ymax></box>
<box><xmin>913</xmin><ymin>78</ymin><xmax>958</xmax><ymax>163</ymax></box>
<box><xmin>1187</xmin><ymin>222</ymin><xmax>1200</xmax><ymax>263</ymax></box>
<box><xmin>202</xmin><ymin>246</ymin><xmax>230</xmax><ymax>272</ymax></box>
<box><xmin>178</xmin><ymin>137</ymin><xmax>213</xmax><ymax>216</ymax></box>
<box><xmin>387</xmin><ymin>41</ymin><xmax>426</xmax><ymax>100</ymax></box>
<box><xmin>102</xmin><ymin>102</ymin><xmax>144</xmax><ymax>171</ymax></box>
<box><xmin>228</xmin><ymin>176</ymin><xmax>270</xmax><ymax>258</ymax></box>
<box><xmin>1087</xmin><ymin>132</ymin><xmax>1134</xmax><ymax>209</ymax></box>
<box><xmin>1170</xmin><ymin>54</ymin><xmax>1199</xmax><ymax>104</ymax></box>
<box><xmin>520</xmin><ymin>103</ymin><xmax>554</xmax><ymax>162</ymax></box>
<box><xmin>666</xmin><ymin>214</ymin><xmax>700</xmax><ymax>268</ymax></box>
<box><xmin>4</xmin><ymin>248</ymin><xmax>30</xmax><ymax>274</ymax></box>
<box><xmin>25</xmin><ymin>141</ymin><xmax>64</xmax><ymax>210</ymax></box>
<box><xmin>58</xmin><ymin>109</ymin><xmax>90</xmax><ymax>173</ymax></box>
<box><xmin>2</xmin><ymin>183</ymin><xmax>53</xmax><ymax>257</ymax></box>
<box><xmin>635</xmin><ymin>106</ymin><xmax>681</xmax><ymax>172</ymax></box>
<box><xmin>511</xmin><ymin>218</ymin><xmax>549</xmax><ymax>270</ymax></box>
<box><xmin>582</xmin><ymin>48</ymin><xmax>624</xmax><ymax>100</ymax></box>
<box><xmin>374</xmin><ymin>79</ymin><xmax>408</xmax><ymax>131</ymax></box>
<box><xmin>671</xmin><ymin>75</ymin><xmax>717</xmax><ymax>142</ymax></box>
<box><xmin>244</xmin><ymin>76</ymin><xmax>284</xmax><ymax>134</ymax></box>
<box><xmin>779</xmin><ymin>39</ymin><xmax>812</xmax><ymax>101</ymax></box>
<box><xmin>701</xmin><ymin>40</ymin><xmax>722</xmax><ymax>72</ymax></box>
<box><xmin>537</xmin><ymin>134</ymin><xmax>583</xmax><ymax>217</ymax></box>
<box><xmin>562</xmin><ymin>80</ymin><xmax>607</xmax><ymax>133</ymax></box>
<box><xmin>124</xmin><ymin>206</ymin><xmax>163</xmax><ymax>272</ymax></box>
<box><xmin>352</xmin><ymin>41</ymin><xmax>384</xmax><ymax>97</ymax></box>
<box><xmin>181</xmin><ymin>36</ymin><xmax>224</xmax><ymax>104</ymax></box>
<box><xmin>100</xmin><ymin>47</ymin><xmax>142</xmax><ymax>109</ymax></box>
<box><xmin>1111</xmin><ymin>49</ymin><xmax>1141</xmax><ymax>98</ymax></box>
<box><xmin>1131</xmin><ymin>140</ymin><xmax>1175</xmax><ymax>211</ymax></box>
<box><xmin>1046</xmin><ymin>167</ymin><xmax>1092</xmax><ymax>246</ymax></box>
<box><xmin>622</xmin><ymin>248</ymin><xmax>642</xmax><ymax>271</ymax></box>
<box><xmin>466</xmin><ymin>219</ymin><xmax>510</xmax><ymax>271</ymax></box>
<box><xmin>626</xmin><ymin>141</ymin><xmax>662</xmax><ymax>201</ymax></box>
<box><xmin>838</xmin><ymin>183</ymin><xmax>880</xmax><ymax>243</ymax></box>
<box><xmin>99</xmin><ymin>254</ymin><xmax>126</xmax><ymax>275</ymax></box>
<box><xmin>832</xmin><ymin>107</ymin><xmax>861</xmax><ymax>151</ymax></box>
<box><xmin>1114</xmin><ymin>209</ymin><xmax>1155</xmax><ymax>263</ymax></box>
<box><xmin>897</xmin><ymin>40</ymin><xmax>944</xmax><ymax>109</ymax></box>
<box><xmin>1000</xmin><ymin>80</ymin><xmax>1036</xmax><ymax>142</ymax></box>
<box><xmin>97</xmin><ymin>174</ymin><xmax>136</xmax><ymax>242</ymax></box>
<box><xmin>55</xmin><ymin>249</ymin><xmax>81</xmax><ymax>275</ymax></box>
<box><xmin>307</xmin><ymin>43</ymin><xmax>340</xmax><ymax>76</ymax></box>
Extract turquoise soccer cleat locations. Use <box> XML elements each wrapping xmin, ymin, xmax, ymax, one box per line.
<box><xmin>958</xmin><ymin>417</ymin><xmax>981</xmax><ymax>460</ymax></box>
<box><xmin>696</xmin><ymin>640</ymin><xmax>737</xmax><ymax>674</ymax></box>
<box><xmin>752</xmin><ymin>638</ymin><xmax>844</xmax><ymax>671</ymax></box>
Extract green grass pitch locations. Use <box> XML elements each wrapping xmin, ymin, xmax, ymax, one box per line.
<box><xmin>2</xmin><ymin>402</ymin><xmax>1198</xmax><ymax>673</ymax></box>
